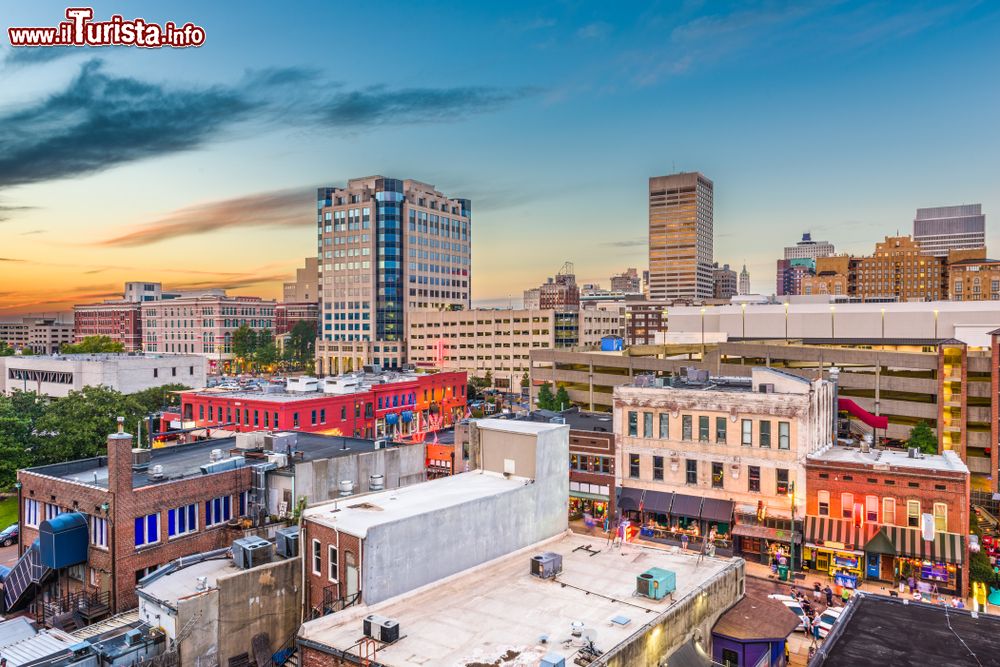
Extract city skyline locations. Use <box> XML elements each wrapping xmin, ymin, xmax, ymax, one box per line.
<box><xmin>1</xmin><ymin>1</ymin><xmax>999</xmax><ymax>315</ymax></box>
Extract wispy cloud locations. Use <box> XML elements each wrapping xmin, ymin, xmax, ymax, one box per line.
<box><xmin>95</xmin><ymin>188</ymin><xmax>313</xmax><ymax>247</ymax></box>
<box><xmin>0</xmin><ymin>257</ymin><xmax>25</xmax><ymax>262</ymax></box>
<box><xmin>0</xmin><ymin>204</ymin><xmax>36</xmax><ymax>222</ymax></box>
<box><xmin>577</xmin><ymin>22</ymin><xmax>612</xmax><ymax>40</ymax></box>
<box><xmin>602</xmin><ymin>237</ymin><xmax>646</xmax><ymax>248</ymax></box>
<box><xmin>18</xmin><ymin>230</ymin><xmax>44</xmax><ymax>236</ymax></box>
<box><xmin>501</xmin><ymin>17</ymin><xmax>557</xmax><ymax>33</ymax></box>
<box><xmin>1</xmin><ymin>45</ymin><xmax>77</xmax><ymax>68</ymax></box>
<box><xmin>0</xmin><ymin>60</ymin><xmax>538</xmax><ymax>189</ymax></box>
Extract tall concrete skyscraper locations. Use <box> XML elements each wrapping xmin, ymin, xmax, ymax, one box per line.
<box><xmin>913</xmin><ymin>204</ymin><xmax>986</xmax><ymax>257</ymax></box>
<box><xmin>314</xmin><ymin>177</ymin><xmax>471</xmax><ymax>374</ymax></box>
<box><xmin>738</xmin><ymin>263</ymin><xmax>751</xmax><ymax>295</ymax></box>
<box><xmin>648</xmin><ymin>172</ymin><xmax>714</xmax><ymax>300</ymax></box>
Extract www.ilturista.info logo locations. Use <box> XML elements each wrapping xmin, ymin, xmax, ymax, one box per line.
<box><xmin>7</xmin><ymin>7</ymin><xmax>206</xmax><ymax>48</ymax></box>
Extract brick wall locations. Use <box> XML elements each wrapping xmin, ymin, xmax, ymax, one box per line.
<box><xmin>570</xmin><ymin>429</ymin><xmax>616</xmax><ymax>515</ymax></box>
<box><xmin>301</xmin><ymin>519</ymin><xmax>363</xmax><ymax>616</ymax></box>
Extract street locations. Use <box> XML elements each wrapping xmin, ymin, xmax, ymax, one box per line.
<box><xmin>0</xmin><ymin>543</ymin><xmax>18</xmax><ymax>569</ymax></box>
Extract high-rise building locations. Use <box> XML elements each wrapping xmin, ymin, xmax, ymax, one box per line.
<box><xmin>738</xmin><ymin>264</ymin><xmax>751</xmax><ymax>295</ymax></box>
<box><xmin>648</xmin><ymin>172</ymin><xmax>714</xmax><ymax>300</ymax></box>
<box><xmin>314</xmin><ymin>177</ymin><xmax>471</xmax><ymax>375</ymax></box>
<box><xmin>712</xmin><ymin>263</ymin><xmax>737</xmax><ymax>300</ymax></box>
<box><xmin>523</xmin><ymin>262</ymin><xmax>580</xmax><ymax>310</ymax></box>
<box><xmin>775</xmin><ymin>258</ymin><xmax>815</xmax><ymax>297</ymax></box>
<box><xmin>914</xmin><ymin>205</ymin><xmax>986</xmax><ymax>258</ymax></box>
<box><xmin>283</xmin><ymin>257</ymin><xmax>320</xmax><ymax>303</ymax></box>
<box><xmin>783</xmin><ymin>233</ymin><xmax>835</xmax><ymax>260</ymax></box>
<box><xmin>609</xmin><ymin>268</ymin><xmax>641</xmax><ymax>294</ymax></box>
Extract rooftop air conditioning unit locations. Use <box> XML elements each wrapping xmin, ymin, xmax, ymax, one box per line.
<box><xmin>236</xmin><ymin>432</ymin><xmax>265</xmax><ymax>450</ymax></box>
<box><xmin>530</xmin><ymin>552</ymin><xmax>563</xmax><ymax>579</ymax></box>
<box><xmin>148</xmin><ymin>465</ymin><xmax>164</xmax><ymax>481</ymax></box>
<box><xmin>124</xmin><ymin>629</ymin><xmax>144</xmax><ymax>646</ymax></box>
<box><xmin>374</xmin><ymin>439</ymin><xmax>388</xmax><ymax>450</ymax></box>
<box><xmin>363</xmin><ymin>615</ymin><xmax>400</xmax><ymax>643</ymax></box>
<box><xmin>131</xmin><ymin>448</ymin><xmax>152</xmax><ymax>471</ymax></box>
<box><xmin>232</xmin><ymin>536</ymin><xmax>272</xmax><ymax>569</ymax></box>
<box><xmin>540</xmin><ymin>654</ymin><xmax>566</xmax><ymax>667</ymax></box>
<box><xmin>210</xmin><ymin>448</ymin><xmax>224</xmax><ymax>462</ymax></box>
<box><xmin>275</xmin><ymin>525</ymin><xmax>299</xmax><ymax>558</ymax></box>
<box><xmin>636</xmin><ymin>567</ymin><xmax>676</xmax><ymax>600</ymax></box>
<box><xmin>266</xmin><ymin>432</ymin><xmax>298</xmax><ymax>452</ymax></box>
<box><xmin>267</xmin><ymin>453</ymin><xmax>289</xmax><ymax>468</ymax></box>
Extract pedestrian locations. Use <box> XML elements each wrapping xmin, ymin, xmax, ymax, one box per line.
<box><xmin>842</xmin><ymin>587</ymin><xmax>851</xmax><ymax>605</ymax></box>
<box><xmin>803</xmin><ymin>615</ymin><xmax>812</xmax><ymax>637</ymax></box>
<box><xmin>814</xmin><ymin>581</ymin><xmax>822</xmax><ymax>602</ymax></box>
<box><xmin>812</xmin><ymin>619</ymin><xmax>822</xmax><ymax>645</ymax></box>
<box><xmin>824</xmin><ymin>585</ymin><xmax>834</xmax><ymax>606</ymax></box>
<box><xmin>908</xmin><ymin>576</ymin><xmax>916</xmax><ymax>595</ymax></box>
<box><xmin>681</xmin><ymin>533</ymin><xmax>689</xmax><ymax>551</ymax></box>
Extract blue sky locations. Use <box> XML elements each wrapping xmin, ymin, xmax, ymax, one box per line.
<box><xmin>1</xmin><ymin>0</ymin><xmax>998</xmax><ymax>313</ymax></box>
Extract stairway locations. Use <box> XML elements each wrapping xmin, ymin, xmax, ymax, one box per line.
<box><xmin>3</xmin><ymin>539</ymin><xmax>52</xmax><ymax>612</ymax></box>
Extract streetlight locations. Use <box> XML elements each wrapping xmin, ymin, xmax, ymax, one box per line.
<box><xmin>700</xmin><ymin>308</ymin><xmax>706</xmax><ymax>358</ymax></box>
<box><xmin>789</xmin><ymin>480</ymin><xmax>796</xmax><ymax>578</ymax></box>
<box><xmin>741</xmin><ymin>303</ymin><xmax>747</xmax><ymax>339</ymax></box>
<box><xmin>880</xmin><ymin>308</ymin><xmax>886</xmax><ymax>342</ymax></box>
<box><xmin>933</xmin><ymin>309</ymin><xmax>939</xmax><ymax>339</ymax></box>
<box><xmin>829</xmin><ymin>305</ymin><xmax>836</xmax><ymax>338</ymax></box>
<box><xmin>783</xmin><ymin>302</ymin><xmax>789</xmax><ymax>342</ymax></box>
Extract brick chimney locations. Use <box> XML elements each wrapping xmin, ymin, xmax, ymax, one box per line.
<box><xmin>107</xmin><ymin>417</ymin><xmax>134</xmax><ymax>497</ymax></box>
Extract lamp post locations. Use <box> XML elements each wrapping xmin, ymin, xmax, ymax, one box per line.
<box><xmin>880</xmin><ymin>308</ymin><xmax>885</xmax><ymax>342</ymax></box>
<box><xmin>700</xmin><ymin>308</ymin><xmax>706</xmax><ymax>357</ymax></box>
<box><xmin>789</xmin><ymin>480</ymin><xmax>796</xmax><ymax>577</ymax></box>
<box><xmin>933</xmin><ymin>309</ymin><xmax>939</xmax><ymax>339</ymax></box>
<box><xmin>784</xmin><ymin>302</ymin><xmax>789</xmax><ymax>343</ymax></box>
<box><xmin>829</xmin><ymin>305</ymin><xmax>836</xmax><ymax>338</ymax></box>
<box><xmin>741</xmin><ymin>303</ymin><xmax>747</xmax><ymax>339</ymax></box>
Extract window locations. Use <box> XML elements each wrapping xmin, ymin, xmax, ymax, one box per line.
<box><xmin>711</xmin><ymin>462</ymin><xmax>724</xmax><ymax>489</ymax></box>
<box><xmin>698</xmin><ymin>416</ymin><xmax>710</xmax><ymax>442</ymax></box>
<box><xmin>658</xmin><ymin>413</ymin><xmax>669</xmax><ymax>438</ymax></box>
<box><xmin>866</xmin><ymin>495</ymin><xmax>878</xmax><ymax>523</ymax></box>
<box><xmin>842</xmin><ymin>493</ymin><xmax>854</xmax><ymax>519</ymax></box>
<box><xmin>312</xmin><ymin>539</ymin><xmax>322</xmax><ymax>575</ymax></box>
<box><xmin>933</xmin><ymin>503</ymin><xmax>947</xmax><ymax>532</ymax></box>
<box><xmin>722</xmin><ymin>648</ymin><xmax>739</xmax><ymax>667</ymax></box>
<box><xmin>715</xmin><ymin>417</ymin><xmax>727</xmax><ymax>443</ymax></box>
<box><xmin>685</xmin><ymin>459</ymin><xmax>697</xmax><ymax>485</ymax></box>
<box><xmin>643</xmin><ymin>412</ymin><xmax>653</xmax><ymax>438</ymax></box>
<box><xmin>653</xmin><ymin>456</ymin><xmax>664</xmax><ymax>481</ymax></box>
<box><xmin>883</xmin><ymin>498</ymin><xmax>896</xmax><ymax>524</ymax></box>
<box><xmin>818</xmin><ymin>491</ymin><xmax>830</xmax><ymax>516</ymax></box>
<box><xmin>45</xmin><ymin>503</ymin><xmax>63</xmax><ymax>521</ymax></box>
<box><xmin>293</xmin><ymin>412</ymin><xmax>300</xmax><ymax>428</ymax></box>
<box><xmin>907</xmin><ymin>500</ymin><xmax>921</xmax><ymax>527</ymax></box>
<box><xmin>759</xmin><ymin>420</ymin><xmax>771</xmax><ymax>448</ymax></box>
<box><xmin>627</xmin><ymin>411</ymin><xmax>638</xmax><ymax>437</ymax></box>
<box><xmin>741</xmin><ymin>419</ymin><xmax>752</xmax><ymax>446</ymax></box>
<box><xmin>311</xmin><ymin>410</ymin><xmax>317</xmax><ymax>426</ymax></box>
<box><xmin>24</xmin><ymin>498</ymin><xmax>40</xmax><ymax>527</ymax></box>
<box><xmin>205</xmin><ymin>495</ymin><xmax>232</xmax><ymax>527</ymax></box>
<box><xmin>239</xmin><ymin>490</ymin><xmax>250</xmax><ymax>516</ymax></box>
<box><xmin>629</xmin><ymin>454</ymin><xmax>640</xmax><ymax>479</ymax></box>
<box><xmin>682</xmin><ymin>415</ymin><xmax>693</xmax><ymax>440</ymax></box>
<box><xmin>748</xmin><ymin>466</ymin><xmax>761</xmax><ymax>493</ymax></box>
<box><xmin>778</xmin><ymin>421</ymin><xmax>790</xmax><ymax>449</ymax></box>
<box><xmin>168</xmin><ymin>504</ymin><xmax>198</xmax><ymax>538</ymax></box>
<box><xmin>776</xmin><ymin>469</ymin><xmax>789</xmax><ymax>496</ymax></box>
<box><xmin>90</xmin><ymin>516</ymin><xmax>108</xmax><ymax>547</ymax></box>
<box><xmin>134</xmin><ymin>513</ymin><xmax>159</xmax><ymax>548</ymax></box>
<box><xmin>328</xmin><ymin>545</ymin><xmax>339</xmax><ymax>582</ymax></box>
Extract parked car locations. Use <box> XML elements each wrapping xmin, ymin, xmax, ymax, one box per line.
<box><xmin>0</xmin><ymin>523</ymin><xmax>19</xmax><ymax>547</ymax></box>
<box><xmin>815</xmin><ymin>607</ymin><xmax>844</xmax><ymax>638</ymax></box>
<box><xmin>767</xmin><ymin>594</ymin><xmax>808</xmax><ymax>632</ymax></box>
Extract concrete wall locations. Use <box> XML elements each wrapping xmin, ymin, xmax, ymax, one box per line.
<box><xmin>290</xmin><ymin>444</ymin><xmax>426</xmax><ymax>508</ymax></box>
<box><xmin>177</xmin><ymin>586</ymin><xmax>220</xmax><ymax>667</ymax></box>
<box><xmin>0</xmin><ymin>354</ymin><xmax>207</xmax><ymax>397</ymax></box>
<box><xmin>216</xmin><ymin>557</ymin><xmax>301</xmax><ymax>665</ymax></box>
<box><xmin>361</xmin><ymin>423</ymin><xmax>569</xmax><ymax>604</ymax></box>
<box><xmin>595</xmin><ymin>559</ymin><xmax>745</xmax><ymax>667</ymax></box>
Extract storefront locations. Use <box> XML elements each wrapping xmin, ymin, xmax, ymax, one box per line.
<box><xmin>804</xmin><ymin>516</ymin><xmax>865</xmax><ymax>587</ymax></box>
<box><xmin>881</xmin><ymin>525</ymin><xmax>966</xmax><ymax>595</ymax></box>
<box><xmin>732</xmin><ymin>520</ymin><xmax>800</xmax><ymax>565</ymax></box>
<box><xmin>569</xmin><ymin>481</ymin><xmax>610</xmax><ymax>520</ymax></box>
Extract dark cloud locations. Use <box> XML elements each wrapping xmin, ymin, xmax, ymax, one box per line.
<box><xmin>2</xmin><ymin>45</ymin><xmax>76</xmax><ymax>67</ymax></box>
<box><xmin>0</xmin><ymin>257</ymin><xmax>25</xmax><ymax>262</ymax></box>
<box><xmin>602</xmin><ymin>237</ymin><xmax>646</xmax><ymax>248</ymax></box>
<box><xmin>0</xmin><ymin>59</ymin><xmax>537</xmax><ymax>189</ymax></box>
<box><xmin>96</xmin><ymin>188</ymin><xmax>313</xmax><ymax>247</ymax></box>
<box><xmin>315</xmin><ymin>85</ymin><xmax>537</xmax><ymax>127</ymax></box>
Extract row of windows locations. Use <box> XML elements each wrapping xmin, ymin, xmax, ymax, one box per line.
<box><xmin>816</xmin><ymin>491</ymin><xmax>948</xmax><ymax>531</ymax></box>
<box><xmin>628</xmin><ymin>456</ymin><xmax>790</xmax><ymax>495</ymax></box>
<box><xmin>24</xmin><ymin>500</ymin><xmax>108</xmax><ymax>547</ymax></box>
<box><xmin>626</xmin><ymin>412</ymin><xmax>790</xmax><ymax>449</ymax></box>
<box><xmin>134</xmin><ymin>493</ymin><xmax>247</xmax><ymax>548</ymax></box>
<box><xmin>570</xmin><ymin>454</ymin><xmax>612</xmax><ymax>474</ymax></box>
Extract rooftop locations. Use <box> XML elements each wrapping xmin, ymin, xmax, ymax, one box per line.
<box><xmin>303</xmin><ymin>470</ymin><xmax>525</xmax><ymax>538</ymax></box>
<box><xmin>1</xmin><ymin>352</ymin><xmax>204</xmax><ymax>363</ymax></box>
<box><xmin>24</xmin><ymin>432</ymin><xmax>402</xmax><ymax>489</ymax></box>
<box><xmin>712</xmin><ymin>594</ymin><xmax>800</xmax><ymax>641</ymax></box>
<box><xmin>138</xmin><ymin>554</ymin><xmax>238</xmax><ymax>607</ymax></box>
<box><xmin>519</xmin><ymin>408</ymin><xmax>615</xmax><ymax>434</ymax></box>
<box><xmin>299</xmin><ymin>532</ymin><xmax>737</xmax><ymax>667</ymax></box>
<box><xmin>809</xmin><ymin>445</ymin><xmax>969</xmax><ymax>474</ymax></box>
<box><xmin>817</xmin><ymin>593</ymin><xmax>1000</xmax><ymax>666</ymax></box>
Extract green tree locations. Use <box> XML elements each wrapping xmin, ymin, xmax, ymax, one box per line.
<box><xmin>970</xmin><ymin>549</ymin><xmax>997</xmax><ymax>585</ymax></box>
<box><xmin>287</xmin><ymin>320</ymin><xmax>316</xmax><ymax>365</ymax></box>
<box><xmin>483</xmin><ymin>369</ymin><xmax>493</xmax><ymax>388</ymax></box>
<box><xmin>131</xmin><ymin>384</ymin><xmax>190</xmax><ymax>414</ymax></box>
<box><xmin>554</xmin><ymin>385</ymin><xmax>571</xmax><ymax>411</ymax></box>
<box><xmin>34</xmin><ymin>386</ymin><xmax>145</xmax><ymax>464</ymax></box>
<box><xmin>520</xmin><ymin>372</ymin><xmax>530</xmax><ymax>388</ymax></box>
<box><xmin>0</xmin><ymin>342</ymin><xmax>14</xmax><ymax>357</ymax></box>
<box><xmin>231</xmin><ymin>325</ymin><xmax>259</xmax><ymax>370</ymax></box>
<box><xmin>20</xmin><ymin>348</ymin><xmax>34</xmax><ymax>356</ymax></box>
<box><xmin>0</xmin><ymin>394</ymin><xmax>38</xmax><ymax>489</ymax></box>
<box><xmin>59</xmin><ymin>336</ymin><xmax>125</xmax><ymax>354</ymax></box>
<box><xmin>907</xmin><ymin>421</ymin><xmax>938</xmax><ymax>455</ymax></box>
<box><xmin>536</xmin><ymin>382</ymin><xmax>555</xmax><ymax>411</ymax></box>
<box><xmin>467</xmin><ymin>382</ymin><xmax>481</xmax><ymax>402</ymax></box>
<box><xmin>255</xmin><ymin>339</ymin><xmax>280</xmax><ymax>369</ymax></box>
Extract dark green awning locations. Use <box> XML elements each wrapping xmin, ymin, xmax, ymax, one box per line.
<box><xmin>864</xmin><ymin>528</ymin><xmax>896</xmax><ymax>556</ymax></box>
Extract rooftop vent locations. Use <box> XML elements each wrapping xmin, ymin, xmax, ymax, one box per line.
<box><xmin>195</xmin><ymin>576</ymin><xmax>208</xmax><ymax>591</ymax></box>
<box><xmin>210</xmin><ymin>449</ymin><xmax>224</xmax><ymax>462</ymax></box>
<box><xmin>369</xmin><ymin>474</ymin><xmax>385</xmax><ymax>492</ymax></box>
<box><xmin>339</xmin><ymin>480</ymin><xmax>354</xmax><ymax>497</ymax></box>
<box><xmin>148</xmin><ymin>465</ymin><xmax>164</xmax><ymax>481</ymax></box>
<box><xmin>200</xmin><ymin>456</ymin><xmax>246</xmax><ymax>475</ymax></box>
<box><xmin>124</xmin><ymin>629</ymin><xmax>144</xmax><ymax>646</ymax></box>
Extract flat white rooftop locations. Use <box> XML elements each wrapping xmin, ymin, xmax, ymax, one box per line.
<box><xmin>810</xmin><ymin>445</ymin><xmax>969</xmax><ymax>474</ymax></box>
<box><xmin>474</xmin><ymin>418</ymin><xmax>567</xmax><ymax>436</ymax></box>
<box><xmin>138</xmin><ymin>557</ymin><xmax>239</xmax><ymax>606</ymax></box>
<box><xmin>299</xmin><ymin>532</ymin><xmax>736</xmax><ymax>667</ymax></box>
<box><xmin>303</xmin><ymin>470</ymin><xmax>526</xmax><ymax>538</ymax></box>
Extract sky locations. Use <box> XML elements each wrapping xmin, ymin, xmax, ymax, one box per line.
<box><xmin>1</xmin><ymin>0</ymin><xmax>999</xmax><ymax>316</ymax></box>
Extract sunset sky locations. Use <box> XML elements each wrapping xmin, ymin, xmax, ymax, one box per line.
<box><xmin>2</xmin><ymin>1</ymin><xmax>999</xmax><ymax>316</ymax></box>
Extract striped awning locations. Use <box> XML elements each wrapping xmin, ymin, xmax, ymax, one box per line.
<box><xmin>883</xmin><ymin>525</ymin><xmax>965</xmax><ymax>564</ymax></box>
<box><xmin>805</xmin><ymin>516</ymin><xmax>860</xmax><ymax>549</ymax></box>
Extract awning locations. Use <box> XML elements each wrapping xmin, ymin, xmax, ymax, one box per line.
<box><xmin>618</xmin><ymin>487</ymin><xmax>644</xmax><ymax>513</ymax></box>
<box><xmin>701</xmin><ymin>498</ymin><xmax>735</xmax><ymax>524</ymax></box>
<box><xmin>670</xmin><ymin>493</ymin><xmax>703</xmax><ymax>519</ymax></box>
<box><xmin>883</xmin><ymin>525</ymin><xmax>965</xmax><ymax>564</ymax></box>
<box><xmin>864</xmin><ymin>529</ymin><xmax>896</xmax><ymax>556</ymax></box>
<box><xmin>805</xmin><ymin>516</ymin><xmax>859</xmax><ymax>548</ymax></box>
<box><xmin>643</xmin><ymin>490</ymin><xmax>674</xmax><ymax>515</ymax></box>
<box><xmin>733</xmin><ymin>523</ymin><xmax>801</xmax><ymax>544</ymax></box>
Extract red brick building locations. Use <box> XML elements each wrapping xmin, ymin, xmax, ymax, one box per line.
<box><xmin>73</xmin><ymin>301</ymin><xmax>143</xmax><ymax>352</ymax></box>
<box><xmin>275</xmin><ymin>302</ymin><xmax>319</xmax><ymax>336</ymax></box>
<box><xmin>180</xmin><ymin>371</ymin><xmax>467</xmax><ymax>440</ymax></box>
<box><xmin>15</xmin><ymin>428</ymin><xmax>255</xmax><ymax>614</ymax></box>
<box><xmin>803</xmin><ymin>446</ymin><xmax>970</xmax><ymax>596</ymax></box>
